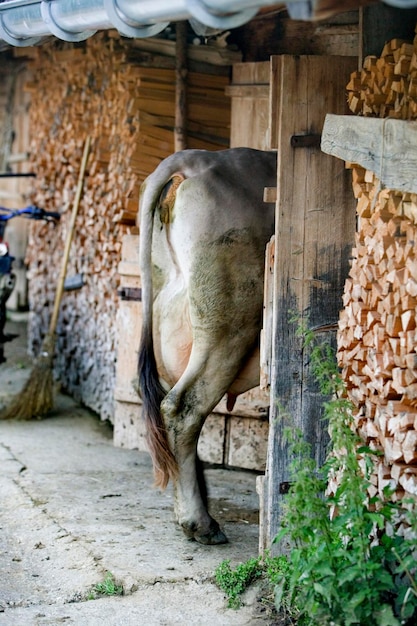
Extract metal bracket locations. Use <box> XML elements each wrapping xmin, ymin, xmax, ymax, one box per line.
<box><xmin>118</xmin><ymin>287</ymin><xmax>142</xmax><ymax>302</ymax></box>
<box><xmin>186</xmin><ymin>0</ymin><xmax>257</xmax><ymax>30</ymax></box>
<box><xmin>0</xmin><ymin>172</ymin><xmax>36</xmax><ymax>178</ymax></box>
<box><xmin>291</xmin><ymin>134</ymin><xmax>321</xmax><ymax>148</ymax></box>
<box><xmin>0</xmin><ymin>13</ymin><xmax>42</xmax><ymax>47</ymax></box>
<box><xmin>40</xmin><ymin>0</ymin><xmax>96</xmax><ymax>42</ymax></box>
<box><xmin>64</xmin><ymin>273</ymin><xmax>84</xmax><ymax>291</ymax></box>
<box><xmin>104</xmin><ymin>0</ymin><xmax>168</xmax><ymax>39</ymax></box>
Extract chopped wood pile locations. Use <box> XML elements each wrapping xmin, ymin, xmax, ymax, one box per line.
<box><xmin>338</xmin><ymin>32</ymin><xmax>417</xmax><ymax>520</ymax></box>
<box><xmin>347</xmin><ymin>37</ymin><xmax>417</xmax><ymax>118</ymax></box>
<box><xmin>23</xmin><ymin>32</ymin><xmax>231</xmax><ymax>421</ymax></box>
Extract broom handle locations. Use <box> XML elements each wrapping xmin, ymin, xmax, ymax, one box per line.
<box><xmin>48</xmin><ymin>136</ymin><xmax>91</xmax><ymax>335</ymax></box>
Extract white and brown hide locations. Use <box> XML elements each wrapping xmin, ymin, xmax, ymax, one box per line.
<box><xmin>138</xmin><ymin>148</ymin><xmax>277</xmax><ymax>544</ymax></box>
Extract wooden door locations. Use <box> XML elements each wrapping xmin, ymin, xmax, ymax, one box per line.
<box><xmin>261</xmin><ymin>55</ymin><xmax>358</xmax><ymax>551</ymax></box>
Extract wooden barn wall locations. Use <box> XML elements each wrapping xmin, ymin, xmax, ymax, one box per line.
<box><xmin>19</xmin><ymin>32</ymin><xmax>231</xmax><ymax>421</ymax></box>
<box><xmin>228</xmin><ymin>8</ymin><xmax>361</xmax><ymax>61</ymax></box>
<box><xmin>228</xmin><ymin>5</ymin><xmax>417</xmax><ymax>63</ymax></box>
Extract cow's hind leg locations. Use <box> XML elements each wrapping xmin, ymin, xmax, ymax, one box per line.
<box><xmin>160</xmin><ymin>227</ymin><xmax>266</xmax><ymax>543</ymax></box>
<box><xmin>161</xmin><ymin>348</ymin><xmax>248</xmax><ymax>545</ymax></box>
<box><xmin>161</xmin><ymin>385</ymin><xmax>225</xmax><ymax>543</ymax></box>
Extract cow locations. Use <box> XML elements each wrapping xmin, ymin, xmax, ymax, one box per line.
<box><xmin>138</xmin><ymin>147</ymin><xmax>277</xmax><ymax>545</ymax></box>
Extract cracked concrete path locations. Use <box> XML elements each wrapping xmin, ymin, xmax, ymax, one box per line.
<box><xmin>0</xmin><ymin>322</ymin><xmax>271</xmax><ymax>625</ymax></box>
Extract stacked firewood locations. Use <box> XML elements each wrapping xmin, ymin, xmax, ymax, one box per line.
<box><xmin>338</xmin><ymin>33</ymin><xmax>417</xmax><ymax>514</ymax></box>
<box><xmin>347</xmin><ymin>37</ymin><xmax>417</xmax><ymax>118</ymax></box>
<box><xmin>23</xmin><ymin>32</ymin><xmax>231</xmax><ymax>421</ymax></box>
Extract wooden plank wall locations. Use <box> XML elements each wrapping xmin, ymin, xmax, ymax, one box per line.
<box><xmin>226</xmin><ymin>61</ymin><xmax>271</xmax><ymax>149</ymax></box>
<box><xmin>261</xmin><ymin>55</ymin><xmax>357</xmax><ymax>552</ymax></box>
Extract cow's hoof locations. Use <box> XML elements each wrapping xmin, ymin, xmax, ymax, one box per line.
<box><xmin>181</xmin><ymin>519</ymin><xmax>228</xmax><ymax>545</ymax></box>
<box><xmin>195</xmin><ymin>526</ymin><xmax>228</xmax><ymax>545</ymax></box>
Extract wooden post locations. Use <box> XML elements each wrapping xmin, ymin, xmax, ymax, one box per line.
<box><xmin>175</xmin><ymin>21</ymin><xmax>188</xmax><ymax>152</ymax></box>
<box><xmin>262</xmin><ymin>55</ymin><xmax>357</xmax><ymax>553</ymax></box>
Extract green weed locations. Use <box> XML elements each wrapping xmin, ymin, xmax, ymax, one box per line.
<box><xmin>215</xmin><ymin>553</ymin><xmax>296</xmax><ymax>616</ymax></box>
<box><xmin>87</xmin><ymin>571</ymin><xmax>124</xmax><ymax>600</ymax></box>
<box><xmin>214</xmin><ymin>557</ymin><xmax>262</xmax><ymax>608</ymax></box>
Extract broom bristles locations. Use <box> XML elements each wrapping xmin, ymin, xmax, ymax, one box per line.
<box><xmin>0</xmin><ymin>334</ymin><xmax>55</xmax><ymax>420</ymax></box>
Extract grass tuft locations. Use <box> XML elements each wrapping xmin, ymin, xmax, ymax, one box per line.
<box><xmin>87</xmin><ymin>572</ymin><xmax>124</xmax><ymax>600</ymax></box>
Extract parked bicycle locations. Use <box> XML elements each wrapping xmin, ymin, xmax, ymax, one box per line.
<box><xmin>0</xmin><ymin>205</ymin><xmax>60</xmax><ymax>362</ymax></box>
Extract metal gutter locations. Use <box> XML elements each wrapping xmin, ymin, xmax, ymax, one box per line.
<box><xmin>0</xmin><ymin>0</ymin><xmax>416</xmax><ymax>47</ymax></box>
<box><xmin>0</xmin><ymin>0</ymin><xmax>277</xmax><ymax>47</ymax></box>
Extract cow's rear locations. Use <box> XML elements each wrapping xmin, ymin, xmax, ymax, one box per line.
<box><xmin>138</xmin><ymin>148</ymin><xmax>277</xmax><ymax>544</ymax></box>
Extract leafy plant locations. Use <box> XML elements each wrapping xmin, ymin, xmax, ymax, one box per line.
<box><xmin>215</xmin><ymin>553</ymin><xmax>297</xmax><ymax>617</ymax></box>
<box><xmin>274</xmin><ymin>324</ymin><xmax>417</xmax><ymax>625</ymax></box>
<box><xmin>214</xmin><ymin>323</ymin><xmax>417</xmax><ymax>623</ymax></box>
<box><xmin>215</xmin><ymin>557</ymin><xmax>262</xmax><ymax>608</ymax></box>
<box><xmin>263</xmin><ymin>553</ymin><xmax>298</xmax><ymax>620</ymax></box>
<box><xmin>87</xmin><ymin>571</ymin><xmax>124</xmax><ymax>600</ymax></box>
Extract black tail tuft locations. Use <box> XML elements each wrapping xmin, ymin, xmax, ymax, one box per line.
<box><xmin>138</xmin><ymin>330</ymin><xmax>178</xmax><ymax>488</ymax></box>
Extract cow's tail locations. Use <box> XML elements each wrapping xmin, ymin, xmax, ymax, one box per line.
<box><xmin>138</xmin><ymin>172</ymin><xmax>179</xmax><ymax>490</ymax></box>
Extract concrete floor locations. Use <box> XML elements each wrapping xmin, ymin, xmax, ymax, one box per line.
<box><xmin>0</xmin><ymin>320</ymin><xmax>272</xmax><ymax>625</ymax></box>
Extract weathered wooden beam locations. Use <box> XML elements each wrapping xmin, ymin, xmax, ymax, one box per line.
<box><xmin>175</xmin><ymin>21</ymin><xmax>188</xmax><ymax>152</ymax></box>
<box><xmin>321</xmin><ymin>114</ymin><xmax>417</xmax><ymax>194</ymax></box>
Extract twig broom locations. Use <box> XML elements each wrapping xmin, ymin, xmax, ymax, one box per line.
<box><xmin>0</xmin><ymin>137</ymin><xmax>91</xmax><ymax>420</ymax></box>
